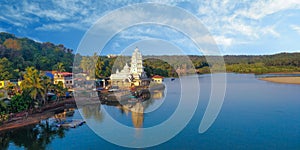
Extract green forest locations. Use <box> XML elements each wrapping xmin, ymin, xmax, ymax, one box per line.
<box><xmin>1</xmin><ymin>32</ymin><xmax>300</xmax><ymax>81</ymax></box>
<box><xmin>0</xmin><ymin>32</ymin><xmax>74</xmax><ymax>80</ymax></box>
<box><xmin>1</xmin><ymin>32</ymin><xmax>300</xmax><ymax>119</ymax></box>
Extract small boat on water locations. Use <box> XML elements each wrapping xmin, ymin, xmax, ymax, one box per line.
<box><xmin>65</xmin><ymin>108</ymin><xmax>75</xmax><ymax>117</ymax></box>
<box><xmin>128</xmin><ymin>98</ymin><xmax>138</xmax><ymax>103</ymax></box>
<box><xmin>171</xmin><ymin>78</ymin><xmax>175</xmax><ymax>81</ymax></box>
<box><xmin>56</xmin><ymin>119</ymin><xmax>86</xmax><ymax>128</ymax></box>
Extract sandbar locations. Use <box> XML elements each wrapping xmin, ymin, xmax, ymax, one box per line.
<box><xmin>260</xmin><ymin>77</ymin><xmax>300</xmax><ymax>85</ymax></box>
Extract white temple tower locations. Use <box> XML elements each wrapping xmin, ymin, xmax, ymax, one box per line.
<box><xmin>130</xmin><ymin>47</ymin><xmax>146</xmax><ymax>79</ymax></box>
<box><xmin>110</xmin><ymin>47</ymin><xmax>149</xmax><ymax>87</ymax></box>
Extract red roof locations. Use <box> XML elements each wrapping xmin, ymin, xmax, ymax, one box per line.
<box><xmin>152</xmin><ymin>75</ymin><xmax>164</xmax><ymax>78</ymax></box>
<box><xmin>54</xmin><ymin>72</ymin><xmax>73</xmax><ymax>76</ymax></box>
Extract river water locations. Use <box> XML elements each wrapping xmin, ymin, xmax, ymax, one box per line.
<box><xmin>2</xmin><ymin>73</ymin><xmax>300</xmax><ymax>149</ymax></box>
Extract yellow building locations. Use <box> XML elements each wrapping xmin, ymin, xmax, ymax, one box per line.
<box><xmin>0</xmin><ymin>80</ymin><xmax>22</xmax><ymax>89</ymax></box>
<box><xmin>17</xmin><ymin>80</ymin><xmax>22</xmax><ymax>86</ymax></box>
<box><xmin>152</xmin><ymin>75</ymin><xmax>164</xmax><ymax>84</ymax></box>
<box><xmin>0</xmin><ymin>81</ymin><xmax>5</xmax><ymax>89</ymax></box>
<box><xmin>53</xmin><ymin>72</ymin><xmax>73</xmax><ymax>89</ymax></box>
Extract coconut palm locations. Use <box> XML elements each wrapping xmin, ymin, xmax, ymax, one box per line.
<box><xmin>20</xmin><ymin>67</ymin><xmax>46</xmax><ymax>107</ymax></box>
<box><xmin>4</xmin><ymin>82</ymin><xmax>17</xmax><ymax>98</ymax></box>
<box><xmin>53</xmin><ymin>81</ymin><xmax>67</xmax><ymax>103</ymax></box>
<box><xmin>95</xmin><ymin>57</ymin><xmax>105</xmax><ymax>78</ymax></box>
<box><xmin>0</xmin><ymin>100</ymin><xmax>7</xmax><ymax>113</ymax></box>
<box><xmin>54</xmin><ymin>62</ymin><xmax>66</xmax><ymax>73</ymax></box>
<box><xmin>41</xmin><ymin>75</ymin><xmax>52</xmax><ymax>104</ymax></box>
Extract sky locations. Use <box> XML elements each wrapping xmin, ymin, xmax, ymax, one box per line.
<box><xmin>1</xmin><ymin>0</ymin><xmax>300</xmax><ymax>55</ymax></box>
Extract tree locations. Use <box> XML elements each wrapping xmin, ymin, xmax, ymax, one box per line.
<box><xmin>52</xmin><ymin>81</ymin><xmax>67</xmax><ymax>103</ymax></box>
<box><xmin>53</xmin><ymin>62</ymin><xmax>66</xmax><ymax>73</ymax></box>
<box><xmin>4</xmin><ymin>82</ymin><xmax>17</xmax><ymax>98</ymax></box>
<box><xmin>0</xmin><ymin>100</ymin><xmax>7</xmax><ymax>113</ymax></box>
<box><xmin>41</xmin><ymin>75</ymin><xmax>52</xmax><ymax>104</ymax></box>
<box><xmin>95</xmin><ymin>57</ymin><xmax>105</xmax><ymax>78</ymax></box>
<box><xmin>3</xmin><ymin>38</ymin><xmax>21</xmax><ymax>50</ymax></box>
<box><xmin>20</xmin><ymin>67</ymin><xmax>46</xmax><ymax>107</ymax></box>
<box><xmin>0</xmin><ymin>57</ymin><xmax>14</xmax><ymax>80</ymax></box>
<box><xmin>9</xmin><ymin>93</ymin><xmax>32</xmax><ymax>113</ymax></box>
<box><xmin>80</xmin><ymin>56</ymin><xmax>95</xmax><ymax>78</ymax></box>
<box><xmin>80</xmin><ymin>56</ymin><xmax>90</xmax><ymax>73</ymax></box>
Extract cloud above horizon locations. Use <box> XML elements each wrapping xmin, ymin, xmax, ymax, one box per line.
<box><xmin>0</xmin><ymin>0</ymin><xmax>300</xmax><ymax>55</ymax></box>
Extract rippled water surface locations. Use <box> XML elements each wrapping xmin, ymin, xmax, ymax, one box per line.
<box><xmin>2</xmin><ymin>73</ymin><xmax>300</xmax><ymax>150</ymax></box>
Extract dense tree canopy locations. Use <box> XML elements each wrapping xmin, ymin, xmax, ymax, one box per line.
<box><xmin>1</xmin><ymin>32</ymin><xmax>300</xmax><ymax>80</ymax></box>
<box><xmin>0</xmin><ymin>32</ymin><xmax>74</xmax><ymax>80</ymax></box>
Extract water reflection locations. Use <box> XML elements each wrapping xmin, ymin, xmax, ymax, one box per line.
<box><xmin>114</xmin><ymin>89</ymin><xmax>165</xmax><ymax>128</ymax></box>
<box><xmin>0</xmin><ymin>88</ymin><xmax>165</xmax><ymax>149</ymax></box>
<box><xmin>81</xmin><ymin>103</ymin><xmax>104</xmax><ymax>122</ymax></box>
<box><xmin>0</xmin><ymin>120</ymin><xmax>67</xmax><ymax>150</ymax></box>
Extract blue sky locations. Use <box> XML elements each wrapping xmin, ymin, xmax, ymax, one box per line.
<box><xmin>1</xmin><ymin>0</ymin><xmax>300</xmax><ymax>55</ymax></box>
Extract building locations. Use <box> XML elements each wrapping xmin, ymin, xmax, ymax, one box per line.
<box><xmin>152</xmin><ymin>75</ymin><xmax>164</xmax><ymax>84</ymax></box>
<box><xmin>107</xmin><ymin>54</ymin><xmax>118</xmax><ymax>58</ymax></box>
<box><xmin>9</xmin><ymin>79</ymin><xmax>22</xmax><ymax>87</ymax></box>
<box><xmin>110</xmin><ymin>63</ymin><xmax>132</xmax><ymax>87</ymax></box>
<box><xmin>74</xmin><ymin>72</ymin><xmax>91</xmax><ymax>81</ymax></box>
<box><xmin>0</xmin><ymin>80</ymin><xmax>22</xmax><ymax>89</ymax></box>
<box><xmin>0</xmin><ymin>81</ymin><xmax>5</xmax><ymax>89</ymax></box>
<box><xmin>53</xmin><ymin>72</ymin><xmax>73</xmax><ymax>89</ymax></box>
<box><xmin>110</xmin><ymin>47</ymin><xmax>149</xmax><ymax>87</ymax></box>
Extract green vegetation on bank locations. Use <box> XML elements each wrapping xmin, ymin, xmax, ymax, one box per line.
<box><xmin>1</xmin><ymin>31</ymin><xmax>300</xmax><ymax>123</ymax></box>
<box><xmin>0</xmin><ymin>32</ymin><xmax>73</xmax><ymax>80</ymax></box>
<box><xmin>0</xmin><ymin>67</ymin><xmax>67</xmax><ymax>123</ymax></box>
<box><xmin>1</xmin><ymin>32</ymin><xmax>300</xmax><ymax>80</ymax></box>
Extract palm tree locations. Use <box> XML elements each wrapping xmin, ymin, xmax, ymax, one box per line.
<box><xmin>80</xmin><ymin>57</ymin><xmax>89</xmax><ymax>73</ymax></box>
<box><xmin>95</xmin><ymin>57</ymin><xmax>105</xmax><ymax>78</ymax></box>
<box><xmin>4</xmin><ymin>82</ymin><xmax>17</xmax><ymax>98</ymax></box>
<box><xmin>41</xmin><ymin>75</ymin><xmax>52</xmax><ymax>104</ymax></box>
<box><xmin>20</xmin><ymin>67</ymin><xmax>46</xmax><ymax>107</ymax></box>
<box><xmin>54</xmin><ymin>62</ymin><xmax>65</xmax><ymax>73</ymax></box>
<box><xmin>0</xmin><ymin>100</ymin><xmax>7</xmax><ymax>113</ymax></box>
<box><xmin>53</xmin><ymin>81</ymin><xmax>67</xmax><ymax>103</ymax></box>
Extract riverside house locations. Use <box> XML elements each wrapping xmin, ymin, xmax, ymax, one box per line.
<box><xmin>151</xmin><ymin>75</ymin><xmax>164</xmax><ymax>84</ymax></box>
<box><xmin>53</xmin><ymin>72</ymin><xmax>73</xmax><ymax>90</ymax></box>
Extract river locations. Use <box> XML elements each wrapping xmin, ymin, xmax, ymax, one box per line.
<box><xmin>1</xmin><ymin>73</ymin><xmax>300</xmax><ymax>149</ymax></box>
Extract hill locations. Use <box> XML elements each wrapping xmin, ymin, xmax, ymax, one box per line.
<box><xmin>0</xmin><ymin>32</ymin><xmax>74</xmax><ymax>80</ymax></box>
<box><xmin>1</xmin><ymin>32</ymin><xmax>299</xmax><ymax>80</ymax></box>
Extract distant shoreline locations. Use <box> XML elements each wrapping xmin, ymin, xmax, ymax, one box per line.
<box><xmin>264</xmin><ymin>72</ymin><xmax>300</xmax><ymax>74</ymax></box>
<box><xmin>260</xmin><ymin>77</ymin><xmax>300</xmax><ymax>85</ymax></box>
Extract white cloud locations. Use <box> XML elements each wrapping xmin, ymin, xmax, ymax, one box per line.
<box><xmin>1</xmin><ymin>0</ymin><xmax>300</xmax><ymax>53</ymax></box>
<box><xmin>261</xmin><ymin>26</ymin><xmax>280</xmax><ymax>38</ymax></box>
<box><xmin>193</xmin><ymin>0</ymin><xmax>300</xmax><ymax>48</ymax></box>
<box><xmin>290</xmin><ymin>25</ymin><xmax>300</xmax><ymax>35</ymax></box>
<box><xmin>0</xmin><ymin>0</ymin><xmax>133</xmax><ymax>31</ymax></box>
<box><xmin>36</xmin><ymin>24</ymin><xmax>64</xmax><ymax>31</ymax></box>
<box><xmin>237</xmin><ymin>0</ymin><xmax>300</xmax><ymax>20</ymax></box>
<box><xmin>213</xmin><ymin>36</ymin><xmax>233</xmax><ymax>47</ymax></box>
<box><xmin>0</xmin><ymin>27</ymin><xmax>6</xmax><ymax>32</ymax></box>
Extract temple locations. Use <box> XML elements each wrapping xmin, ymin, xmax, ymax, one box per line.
<box><xmin>110</xmin><ymin>47</ymin><xmax>149</xmax><ymax>87</ymax></box>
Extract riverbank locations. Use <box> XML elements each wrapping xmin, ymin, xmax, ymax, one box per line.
<box><xmin>260</xmin><ymin>77</ymin><xmax>300</xmax><ymax>85</ymax></box>
<box><xmin>0</xmin><ymin>98</ymin><xmax>76</xmax><ymax>132</ymax></box>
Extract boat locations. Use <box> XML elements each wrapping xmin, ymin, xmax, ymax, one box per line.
<box><xmin>171</xmin><ymin>78</ymin><xmax>175</xmax><ymax>81</ymax></box>
<box><xmin>65</xmin><ymin>109</ymin><xmax>75</xmax><ymax>117</ymax></box>
<box><xmin>128</xmin><ymin>98</ymin><xmax>138</xmax><ymax>103</ymax></box>
<box><xmin>65</xmin><ymin>108</ymin><xmax>75</xmax><ymax>117</ymax></box>
<box><xmin>56</xmin><ymin>119</ymin><xmax>86</xmax><ymax>128</ymax></box>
